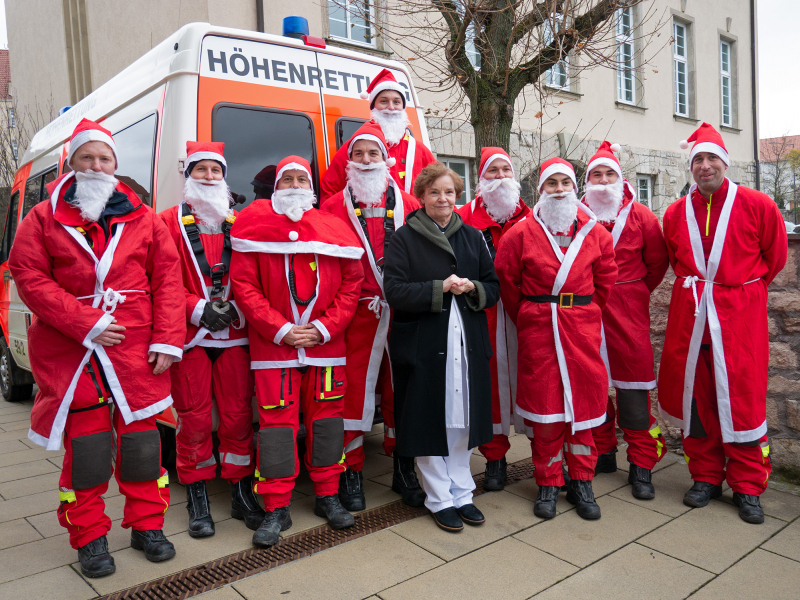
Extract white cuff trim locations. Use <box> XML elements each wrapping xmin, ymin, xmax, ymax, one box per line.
<box><xmin>82</xmin><ymin>312</ymin><xmax>115</xmax><ymax>349</ymax></box>
<box><xmin>311</xmin><ymin>319</ymin><xmax>331</xmax><ymax>344</ymax></box>
<box><xmin>190</xmin><ymin>299</ymin><xmax>206</xmax><ymax>327</ymax></box>
<box><xmin>149</xmin><ymin>344</ymin><xmax>184</xmax><ymax>360</ymax></box>
<box><xmin>274</xmin><ymin>322</ymin><xmax>293</xmax><ymax>345</ymax></box>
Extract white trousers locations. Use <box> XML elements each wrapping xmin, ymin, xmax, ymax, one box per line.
<box><xmin>417</xmin><ymin>426</ymin><xmax>475</xmax><ymax>513</ymax></box>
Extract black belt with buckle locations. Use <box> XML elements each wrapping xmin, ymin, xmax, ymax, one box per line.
<box><xmin>525</xmin><ymin>293</ymin><xmax>593</xmax><ymax>309</ymax></box>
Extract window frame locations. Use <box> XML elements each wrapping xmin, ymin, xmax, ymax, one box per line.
<box><xmin>543</xmin><ymin>14</ymin><xmax>570</xmax><ymax>91</ymax></box>
<box><xmin>8</xmin><ymin>108</ymin><xmax>15</xmax><ymax>128</ymax></box>
<box><xmin>328</xmin><ymin>0</ymin><xmax>377</xmax><ymax>48</ymax></box>
<box><xmin>21</xmin><ymin>166</ymin><xmax>58</xmax><ymax>221</ymax></box>
<box><xmin>615</xmin><ymin>7</ymin><xmax>635</xmax><ymax>105</ymax></box>
<box><xmin>0</xmin><ymin>190</ymin><xmax>20</xmax><ymax>263</ymax></box>
<box><xmin>335</xmin><ymin>117</ymin><xmax>368</xmax><ymax>150</ymax></box>
<box><xmin>438</xmin><ymin>156</ymin><xmax>472</xmax><ymax>206</ymax></box>
<box><xmin>720</xmin><ymin>40</ymin><xmax>732</xmax><ymax>127</ymax></box>
<box><xmin>673</xmin><ymin>21</ymin><xmax>689</xmax><ymax>117</ymax></box>
<box><xmin>636</xmin><ymin>174</ymin><xmax>653</xmax><ymax>210</ymax></box>
<box><xmin>111</xmin><ymin>112</ymin><xmax>159</xmax><ymax>207</ymax></box>
<box><xmin>11</xmin><ymin>141</ymin><xmax>17</xmax><ymax>160</ymax></box>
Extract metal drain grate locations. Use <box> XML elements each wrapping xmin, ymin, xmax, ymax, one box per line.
<box><xmin>100</xmin><ymin>458</ymin><xmax>535</xmax><ymax>600</ymax></box>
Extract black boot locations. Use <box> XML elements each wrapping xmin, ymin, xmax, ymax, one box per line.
<box><xmin>231</xmin><ymin>475</ymin><xmax>266</xmax><ymax>531</ymax></box>
<box><xmin>534</xmin><ymin>486</ymin><xmax>559</xmax><ymax>520</ymax></box>
<box><xmin>628</xmin><ymin>463</ymin><xmax>655</xmax><ymax>500</ymax></box>
<box><xmin>392</xmin><ymin>455</ymin><xmax>426</xmax><ymax>507</ymax></box>
<box><xmin>130</xmin><ymin>529</ymin><xmax>176</xmax><ymax>562</ymax></box>
<box><xmin>77</xmin><ymin>535</ymin><xmax>115</xmax><ymax>578</ymax></box>
<box><xmin>314</xmin><ymin>495</ymin><xmax>355</xmax><ymax>529</ymax></box>
<box><xmin>566</xmin><ymin>479</ymin><xmax>602</xmax><ymax>520</ymax></box>
<box><xmin>733</xmin><ymin>492</ymin><xmax>765</xmax><ymax>524</ymax></box>
<box><xmin>186</xmin><ymin>480</ymin><xmax>215</xmax><ymax>538</ymax></box>
<box><xmin>483</xmin><ymin>457</ymin><xmax>507</xmax><ymax>491</ymax></box>
<box><xmin>683</xmin><ymin>481</ymin><xmax>723</xmax><ymax>508</ymax></box>
<box><xmin>594</xmin><ymin>450</ymin><xmax>618</xmax><ymax>474</ymax></box>
<box><xmin>338</xmin><ymin>469</ymin><xmax>366</xmax><ymax>511</ymax></box>
<box><xmin>252</xmin><ymin>505</ymin><xmax>292</xmax><ymax>548</ymax></box>
<box><xmin>561</xmin><ymin>467</ymin><xmax>572</xmax><ymax>490</ymax></box>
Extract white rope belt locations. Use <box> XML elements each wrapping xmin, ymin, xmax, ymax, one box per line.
<box><xmin>681</xmin><ymin>276</ymin><xmax>760</xmax><ymax>317</ymax></box>
<box><xmin>77</xmin><ymin>288</ymin><xmax>146</xmax><ymax>314</ymax></box>
<box><xmin>360</xmin><ymin>295</ymin><xmax>388</xmax><ymax>319</ymax></box>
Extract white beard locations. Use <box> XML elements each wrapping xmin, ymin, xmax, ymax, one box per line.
<box><xmin>371</xmin><ymin>108</ymin><xmax>409</xmax><ymax>146</ymax></box>
<box><xmin>584</xmin><ymin>179</ymin><xmax>624</xmax><ymax>222</ymax></box>
<box><xmin>346</xmin><ymin>161</ymin><xmax>390</xmax><ymax>208</ymax></box>
<box><xmin>478</xmin><ymin>177</ymin><xmax>521</xmax><ymax>223</ymax></box>
<box><xmin>537</xmin><ymin>190</ymin><xmax>579</xmax><ymax>234</ymax></box>
<box><xmin>183</xmin><ymin>177</ymin><xmax>232</xmax><ymax>227</ymax></box>
<box><xmin>73</xmin><ymin>170</ymin><xmax>119</xmax><ymax>222</ymax></box>
<box><xmin>271</xmin><ymin>187</ymin><xmax>316</xmax><ymax>222</ymax></box>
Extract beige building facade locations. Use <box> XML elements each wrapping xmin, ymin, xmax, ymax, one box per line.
<box><xmin>6</xmin><ymin>0</ymin><xmax>760</xmax><ymax>213</ymax></box>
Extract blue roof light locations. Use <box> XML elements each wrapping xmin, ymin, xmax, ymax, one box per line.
<box><xmin>283</xmin><ymin>16</ymin><xmax>309</xmax><ymax>40</ymax></box>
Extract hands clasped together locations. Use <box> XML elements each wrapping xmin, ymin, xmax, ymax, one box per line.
<box><xmin>282</xmin><ymin>324</ymin><xmax>323</xmax><ymax>348</ymax></box>
<box><xmin>92</xmin><ymin>318</ymin><xmax>175</xmax><ymax>375</ymax></box>
<box><xmin>443</xmin><ymin>274</ymin><xmax>475</xmax><ymax>295</ymax></box>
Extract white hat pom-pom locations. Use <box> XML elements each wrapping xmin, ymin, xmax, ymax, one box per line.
<box><xmin>679</xmin><ymin>140</ymin><xmax>690</xmax><ymax>150</ymax></box>
<box><xmin>360</xmin><ymin>91</ymin><xmax>369</xmax><ymax>100</ymax></box>
<box><xmin>386</xmin><ymin>157</ymin><xmax>396</xmax><ymax>167</ymax></box>
<box><xmin>610</xmin><ymin>143</ymin><xmax>621</xmax><ymax>153</ymax></box>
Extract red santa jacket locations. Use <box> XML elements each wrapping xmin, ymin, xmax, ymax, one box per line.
<box><xmin>159</xmin><ymin>204</ymin><xmax>248</xmax><ymax>350</ymax></box>
<box><xmin>9</xmin><ymin>172</ymin><xmax>185</xmax><ymax>450</ymax></box>
<box><xmin>458</xmin><ymin>195</ymin><xmax>531</xmax><ymax>436</ymax></box>
<box><xmin>658</xmin><ymin>179</ymin><xmax>787</xmax><ymax>443</ymax></box>
<box><xmin>585</xmin><ymin>190</ymin><xmax>669</xmax><ymax>389</ymax></box>
<box><xmin>320</xmin><ymin>127</ymin><xmax>435</xmax><ymax>202</ymax></box>
<box><xmin>496</xmin><ymin>203</ymin><xmax>618</xmax><ymax>430</ymax></box>
<box><xmin>230</xmin><ymin>200</ymin><xmax>364</xmax><ymax>368</ymax></box>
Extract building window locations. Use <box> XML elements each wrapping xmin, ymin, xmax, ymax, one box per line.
<box><xmin>328</xmin><ymin>0</ymin><xmax>375</xmax><ymax>47</ymax></box>
<box><xmin>637</xmin><ymin>175</ymin><xmax>652</xmax><ymax>209</ymax></box>
<box><xmin>11</xmin><ymin>141</ymin><xmax>17</xmax><ymax>160</ymax></box>
<box><xmin>616</xmin><ymin>7</ymin><xmax>635</xmax><ymax>104</ymax></box>
<box><xmin>439</xmin><ymin>157</ymin><xmax>472</xmax><ymax>205</ymax></box>
<box><xmin>454</xmin><ymin>4</ymin><xmax>481</xmax><ymax>69</ymax></box>
<box><xmin>544</xmin><ymin>15</ymin><xmax>570</xmax><ymax>91</ymax></box>
<box><xmin>8</xmin><ymin>108</ymin><xmax>15</xmax><ymax>128</ymax></box>
<box><xmin>720</xmin><ymin>40</ymin><xmax>732</xmax><ymax>127</ymax></box>
<box><xmin>673</xmin><ymin>21</ymin><xmax>688</xmax><ymax>116</ymax></box>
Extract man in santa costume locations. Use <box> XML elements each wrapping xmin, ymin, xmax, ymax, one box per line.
<box><xmin>230</xmin><ymin>156</ymin><xmax>364</xmax><ymax>547</ymax></box>
<box><xmin>159</xmin><ymin>141</ymin><xmax>263</xmax><ymax>539</ymax></box>
<box><xmin>8</xmin><ymin>118</ymin><xmax>185</xmax><ymax>577</ymax></box>
<box><xmin>582</xmin><ymin>141</ymin><xmax>670</xmax><ymax>500</ymax></box>
<box><xmin>321</xmin><ymin>122</ymin><xmax>425</xmax><ymax>510</ymax></box>
<box><xmin>495</xmin><ymin>158</ymin><xmax>617</xmax><ymax>520</ymax></box>
<box><xmin>659</xmin><ymin>123</ymin><xmax>787</xmax><ymax>523</ymax></box>
<box><xmin>457</xmin><ymin>147</ymin><xmax>530</xmax><ymax>491</ymax></box>
<box><xmin>320</xmin><ymin>68</ymin><xmax>435</xmax><ymax>203</ymax></box>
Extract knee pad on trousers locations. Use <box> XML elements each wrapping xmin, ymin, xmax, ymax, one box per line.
<box><xmin>689</xmin><ymin>399</ymin><xmax>707</xmax><ymax>438</ymax></box>
<box><xmin>258</xmin><ymin>427</ymin><xmax>295</xmax><ymax>479</ymax></box>
<box><xmin>733</xmin><ymin>439</ymin><xmax>761</xmax><ymax>447</ymax></box>
<box><xmin>312</xmin><ymin>417</ymin><xmax>344</xmax><ymax>467</ymax></box>
<box><xmin>616</xmin><ymin>389</ymin><xmax>650</xmax><ymax>430</ymax></box>
<box><xmin>70</xmin><ymin>430</ymin><xmax>113</xmax><ymax>490</ymax></box>
<box><xmin>119</xmin><ymin>430</ymin><xmax>162</xmax><ymax>482</ymax></box>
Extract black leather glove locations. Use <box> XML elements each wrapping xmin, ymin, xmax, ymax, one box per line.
<box><xmin>223</xmin><ymin>301</ymin><xmax>241</xmax><ymax>325</ymax></box>
<box><xmin>200</xmin><ymin>300</ymin><xmax>233</xmax><ymax>332</ymax></box>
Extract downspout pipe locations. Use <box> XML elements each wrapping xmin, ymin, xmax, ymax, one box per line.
<box><xmin>751</xmin><ymin>0</ymin><xmax>760</xmax><ymax>190</ymax></box>
<box><xmin>256</xmin><ymin>0</ymin><xmax>265</xmax><ymax>33</ymax></box>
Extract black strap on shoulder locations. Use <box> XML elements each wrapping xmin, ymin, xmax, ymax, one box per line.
<box><xmin>349</xmin><ymin>187</ymin><xmax>397</xmax><ymax>273</ymax></box>
<box><xmin>182</xmin><ymin>203</ymin><xmax>233</xmax><ymax>298</ymax></box>
<box><xmin>482</xmin><ymin>229</ymin><xmax>496</xmax><ymax>261</ymax></box>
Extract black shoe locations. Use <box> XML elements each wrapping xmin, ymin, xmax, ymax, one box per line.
<box><xmin>483</xmin><ymin>457</ymin><xmax>507</xmax><ymax>491</ymax></box>
<box><xmin>392</xmin><ymin>455</ymin><xmax>426</xmax><ymax>507</ymax></box>
<box><xmin>130</xmin><ymin>529</ymin><xmax>176</xmax><ymax>562</ymax></box>
<box><xmin>430</xmin><ymin>507</ymin><xmax>464</xmax><ymax>532</ymax></box>
<box><xmin>314</xmin><ymin>495</ymin><xmax>355</xmax><ymax>529</ymax></box>
<box><xmin>455</xmin><ymin>503</ymin><xmax>485</xmax><ymax>525</ymax></box>
<box><xmin>252</xmin><ymin>505</ymin><xmax>292</xmax><ymax>548</ymax></box>
<box><xmin>231</xmin><ymin>475</ymin><xmax>266</xmax><ymax>531</ymax></box>
<box><xmin>534</xmin><ymin>486</ymin><xmax>559</xmax><ymax>519</ymax></box>
<box><xmin>628</xmin><ymin>463</ymin><xmax>655</xmax><ymax>500</ymax></box>
<box><xmin>683</xmin><ymin>481</ymin><xmax>723</xmax><ymax>508</ymax></box>
<box><xmin>595</xmin><ymin>450</ymin><xmax>618</xmax><ymax>474</ymax></box>
<box><xmin>338</xmin><ymin>469</ymin><xmax>366</xmax><ymax>511</ymax></box>
<box><xmin>561</xmin><ymin>468</ymin><xmax>571</xmax><ymax>491</ymax></box>
<box><xmin>566</xmin><ymin>480</ymin><xmax>602</xmax><ymax>520</ymax></box>
<box><xmin>77</xmin><ymin>535</ymin><xmax>115</xmax><ymax>578</ymax></box>
<box><xmin>733</xmin><ymin>492</ymin><xmax>765</xmax><ymax>524</ymax></box>
<box><xmin>186</xmin><ymin>480</ymin><xmax>215</xmax><ymax>538</ymax></box>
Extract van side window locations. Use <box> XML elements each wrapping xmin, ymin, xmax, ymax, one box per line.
<box><xmin>336</xmin><ymin>118</ymin><xmax>367</xmax><ymax>150</ymax></box>
<box><xmin>212</xmin><ymin>105</ymin><xmax>317</xmax><ymax>209</ymax></box>
<box><xmin>22</xmin><ymin>167</ymin><xmax>58</xmax><ymax>220</ymax></box>
<box><xmin>0</xmin><ymin>191</ymin><xmax>20</xmax><ymax>263</ymax></box>
<box><xmin>113</xmin><ymin>114</ymin><xmax>157</xmax><ymax>206</ymax></box>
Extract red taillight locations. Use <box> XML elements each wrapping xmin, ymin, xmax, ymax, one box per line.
<box><xmin>303</xmin><ymin>35</ymin><xmax>326</xmax><ymax>49</ymax></box>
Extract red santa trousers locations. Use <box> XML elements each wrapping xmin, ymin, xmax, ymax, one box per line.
<box><xmin>58</xmin><ymin>358</ymin><xmax>170</xmax><ymax>549</ymax></box>
<box><xmin>682</xmin><ymin>347</ymin><xmax>771</xmax><ymax>496</ymax></box>
<box><xmin>343</xmin><ymin>357</ymin><xmax>393</xmax><ymax>469</ymax></box>
<box><xmin>592</xmin><ymin>390</ymin><xmax>666</xmax><ymax>470</ymax></box>
<box><xmin>171</xmin><ymin>345</ymin><xmax>255</xmax><ymax>485</ymax></box>
<box><xmin>254</xmin><ymin>367</ymin><xmax>346</xmax><ymax>510</ymax></box>
<box><xmin>525</xmin><ymin>420</ymin><xmax>598</xmax><ymax>486</ymax></box>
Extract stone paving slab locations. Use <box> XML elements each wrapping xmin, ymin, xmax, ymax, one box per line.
<box><xmin>0</xmin><ymin>565</ymin><xmax>97</xmax><ymax>600</ymax></box>
<box><xmin>609</xmin><ymin>461</ymin><xmax>694</xmax><ymax>518</ymax></box>
<box><xmin>0</xmin><ymin>517</ymin><xmax>43</xmax><ymax>550</ymax></box>
<box><xmin>0</xmin><ymin>458</ymin><xmax>61</xmax><ymax>485</ymax></box>
<box><xmin>689</xmin><ymin>549</ymin><xmax>800</xmax><ymax>600</ymax></box>
<box><xmin>760</xmin><ymin>519</ymin><xmax>800</xmax><ymax>562</ymax></box>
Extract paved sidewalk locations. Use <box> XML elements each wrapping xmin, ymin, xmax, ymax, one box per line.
<box><xmin>0</xmin><ymin>395</ymin><xmax>798</xmax><ymax>600</ymax></box>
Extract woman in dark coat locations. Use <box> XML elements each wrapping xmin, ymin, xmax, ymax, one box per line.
<box><xmin>384</xmin><ymin>162</ymin><xmax>500</xmax><ymax>532</ymax></box>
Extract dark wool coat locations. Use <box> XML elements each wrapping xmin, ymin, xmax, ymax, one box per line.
<box><xmin>384</xmin><ymin>208</ymin><xmax>500</xmax><ymax>457</ymax></box>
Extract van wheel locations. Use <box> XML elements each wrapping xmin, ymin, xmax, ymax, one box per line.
<box><xmin>0</xmin><ymin>339</ymin><xmax>33</xmax><ymax>403</ymax></box>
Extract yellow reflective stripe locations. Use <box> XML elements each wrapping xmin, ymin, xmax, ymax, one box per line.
<box><xmin>399</xmin><ymin>171</ymin><xmax>406</xmax><ymax>178</ymax></box>
<box><xmin>182</xmin><ymin>214</ymin><xmax>195</xmax><ymax>225</ymax></box>
<box><xmin>309</xmin><ymin>261</ymin><xmax>317</xmax><ymax>271</ymax></box>
<box><xmin>649</xmin><ymin>425</ymin><xmax>664</xmax><ymax>458</ymax></box>
<box><xmin>255</xmin><ymin>468</ymin><xmax>266</xmax><ymax>482</ymax></box>
<box><xmin>705</xmin><ymin>193</ymin><xmax>712</xmax><ymax>236</ymax></box>
<box><xmin>157</xmin><ymin>473</ymin><xmax>170</xmax><ymax>488</ymax></box>
<box><xmin>684</xmin><ymin>454</ymin><xmax>690</xmax><ymax>464</ymax></box>
<box><xmin>761</xmin><ymin>445</ymin><xmax>770</xmax><ymax>458</ymax></box>
<box><xmin>325</xmin><ymin>367</ymin><xmax>332</xmax><ymax>393</ymax></box>
<box><xmin>59</xmin><ymin>489</ymin><xmax>76</xmax><ymax>504</ymax></box>
<box><xmin>338</xmin><ymin>452</ymin><xmax>346</xmax><ymax>466</ymax></box>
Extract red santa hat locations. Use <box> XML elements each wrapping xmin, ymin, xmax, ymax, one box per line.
<box><xmin>538</xmin><ymin>157</ymin><xmax>577</xmax><ymax>192</ymax></box>
<box><xmin>679</xmin><ymin>122</ymin><xmax>730</xmax><ymax>166</ymax></box>
<box><xmin>347</xmin><ymin>122</ymin><xmax>397</xmax><ymax>167</ymax></box>
<box><xmin>479</xmin><ymin>147</ymin><xmax>515</xmax><ymax>179</ymax></box>
<box><xmin>585</xmin><ymin>140</ymin><xmax>623</xmax><ymax>182</ymax></box>
<box><xmin>276</xmin><ymin>155</ymin><xmax>314</xmax><ymax>192</ymax></box>
<box><xmin>185</xmin><ymin>141</ymin><xmax>227</xmax><ymax>179</ymax></box>
<box><xmin>360</xmin><ymin>69</ymin><xmax>406</xmax><ymax>109</ymax></box>
<box><xmin>67</xmin><ymin>118</ymin><xmax>118</xmax><ymax>169</ymax></box>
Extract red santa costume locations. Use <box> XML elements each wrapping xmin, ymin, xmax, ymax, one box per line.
<box><xmin>582</xmin><ymin>142</ymin><xmax>670</xmax><ymax>478</ymax></box>
<box><xmin>659</xmin><ymin>124</ymin><xmax>787</xmax><ymax>501</ymax></box>
<box><xmin>230</xmin><ymin>156</ymin><xmax>364</xmax><ymax>518</ymax></box>
<box><xmin>320</xmin><ymin>69</ymin><xmax>435</xmax><ymax>203</ymax></box>
<box><xmin>496</xmin><ymin>158</ymin><xmax>617</xmax><ymax>495</ymax></box>
<box><xmin>457</xmin><ymin>148</ymin><xmax>530</xmax><ymax>473</ymax></box>
<box><xmin>8</xmin><ymin>119</ymin><xmax>184</xmax><ymax>552</ymax></box>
